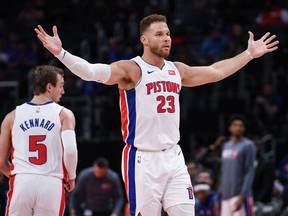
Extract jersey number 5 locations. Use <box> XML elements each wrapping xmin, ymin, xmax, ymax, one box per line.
<box><xmin>29</xmin><ymin>135</ymin><xmax>47</xmax><ymax>165</ymax></box>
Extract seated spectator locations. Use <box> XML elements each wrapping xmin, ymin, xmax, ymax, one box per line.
<box><xmin>16</xmin><ymin>1</ymin><xmax>45</xmax><ymax>29</ymax></box>
<box><xmin>105</xmin><ymin>37</ymin><xmax>132</xmax><ymax>64</ymax></box>
<box><xmin>197</xmin><ymin>24</ymin><xmax>228</xmax><ymax>65</ymax></box>
<box><xmin>0</xmin><ymin>40</ymin><xmax>9</xmax><ymax>72</ymax></box>
<box><xmin>252</xmin><ymin>83</ymin><xmax>283</xmax><ymax>135</ymax></box>
<box><xmin>278</xmin><ymin>154</ymin><xmax>288</xmax><ymax>183</ymax></box>
<box><xmin>252</xmin><ymin>138</ymin><xmax>275</xmax><ymax>204</ymax></box>
<box><xmin>255</xmin><ymin>0</ymin><xmax>288</xmax><ymax>27</ymax></box>
<box><xmin>194</xmin><ymin>182</ymin><xmax>220</xmax><ymax>216</ymax></box>
<box><xmin>186</xmin><ymin>161</ymin><xmax>203</xmax><ymax>184</ymax></box>
<box><xmin>195</xmin><ymin>136</ymin><xmax>227</xmax><ymax>186</ymax></box>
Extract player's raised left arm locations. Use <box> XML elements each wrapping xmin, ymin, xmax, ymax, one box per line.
<box><xmin>0</xmin><ymin>111</ymin><xmax>14</xmax><ymax>178</ymax></box>
<box><xmin>178</xmin><ymin>31</ymin><xmax>279</xmax><ymax>87</ymax></box>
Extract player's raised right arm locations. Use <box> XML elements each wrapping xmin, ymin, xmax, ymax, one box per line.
<box><xmin>34</xmin><ymin>25</ymin><xmax>127</xmax><ymax>86</ymax></box>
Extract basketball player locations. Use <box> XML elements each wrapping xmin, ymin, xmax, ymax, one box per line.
<box><xmin>34</xmin><ymin>14</ymin><xmax>278</xmax><ymax>216</ymax></box>
<box><xmin>0</xmin><ymin>65</ymin><xmax>78</xmax><ymax>216</ymax></box>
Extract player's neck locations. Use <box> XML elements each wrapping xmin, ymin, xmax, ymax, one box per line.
<box><xmin>231</xmin><ymin>135</ymin><xmax>243</xmax><ymax>143</ymax></box>
<box><xmin>141</xmin><ymin>53</ymin><xmax>165</xmax><ymax>69</ymax></box>
<box><xmin>30</xmin><ymin>93</ymin><xmax>53</xmax><ymax>105</ymax></box>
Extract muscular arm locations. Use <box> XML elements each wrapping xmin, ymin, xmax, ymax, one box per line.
<box><xmin>0</xmin><ymin>111</ymin><xmax>14</xmax><ymax>178</ymax></box>
<box><xmin>176</xmin><ymin>50</ymin><xmax>251</xmax><ymax>87</ymax></box>
<box><xmin>55</xmin><ymin>49</ymin><xmax>139</xmax><ymax>89</ymax></box>
<box><xmin>34</xmin><ymin>25</ymin><xmax>140</xmax><ymax>90</ymax></box>
<box><xmin>177</xmin><ymin>31</ymin><xmax>278</xmax><ymax>87</ymax></box>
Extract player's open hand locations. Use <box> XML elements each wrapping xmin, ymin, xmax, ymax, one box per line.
<box><xmin>247</xmin><ymin>31</ymin><xmax>279</xmax><ymax>59</ymax></box>
<box><xmin>34</xmin><ymin>25</ymin><xmax>62</xmax><ymax>56</ymax></box>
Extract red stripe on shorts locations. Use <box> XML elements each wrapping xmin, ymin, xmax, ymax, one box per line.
<box><xmin>5</xmin><ymin>175</ymin><xmax>15</xmax><ymax>216</ymax></box>
<box><xmin>123</xmin><ymin>144</ymin><xmax>130</xmax><ymax>199</ymax></box>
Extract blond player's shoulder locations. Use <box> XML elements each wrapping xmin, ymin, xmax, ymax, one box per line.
<box><xmin>59</xmin><ymin>107</ymin><xmax>76</xmax><ymax>130</ymax></box>
<box><xmin>60</xmin><ymin>107</ymin><xmax>75</xmax><ymax>119</ymax></box>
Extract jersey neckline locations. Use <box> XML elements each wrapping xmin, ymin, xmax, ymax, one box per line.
<box><xmin>26</xmin><ymin>101</ymin><xmax>54</xmax><ymax>106</ymax></box>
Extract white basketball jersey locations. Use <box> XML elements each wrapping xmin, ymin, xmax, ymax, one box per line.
<box><xmin>120</xmin><ymin>56</ymin><xmax>182</xmax><ymax>151</ymax></box>
<box><xmin>11</xmin><ymin>101</ymin><xmax>66</xmax><ymax>179</ymax></box>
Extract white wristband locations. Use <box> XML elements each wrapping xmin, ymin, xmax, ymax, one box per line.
<box><xmin>245</xmin><ymin>50</ymin><xmax>253</xmax><ymax>60</ymax></box>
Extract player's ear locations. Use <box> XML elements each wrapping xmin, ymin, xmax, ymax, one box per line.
<box><xmin>46</xmin><ymin>83</ymin><xmax>53</xmax><ymax>92</ymax></box>
<box><xmin>140</xmin><ymin>35</ymin><xmax>148</xmax><ymax>46</ymax></box>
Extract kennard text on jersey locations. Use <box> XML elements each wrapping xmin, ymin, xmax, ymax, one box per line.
<box><xmin>19</xmin><ymin>118</ymin><xmax>55</xmax><ymax>132</ymax></box>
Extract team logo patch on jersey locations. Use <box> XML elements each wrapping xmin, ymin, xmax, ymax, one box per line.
<box><xmin>187</xmin><ymin>186</ymin><xmax>194</xmax><ymax>199</ymax></box>
<box><xmin>168</xmin><ymin>70</ymin><xmax>175</xmax><ymax>75</ymax></box>
<box><xmin>137</xmin><ymin>155</ymin><xmax>141</xmax><ymax>163</ymax></box>
<box><xmin>36</xmin><ymin>107</ymin><xmax>40</xmax><ymax>113</ymax></box>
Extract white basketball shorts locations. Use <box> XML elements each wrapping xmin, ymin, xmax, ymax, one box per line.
<box><xmin>6</xmin><ymin>174</ymin><xmax>66</xmax><ymax>216</ymax></box>
<box><xmin>122</xmin><ymin>144</ymin><xmax>195</xmax><ymax>216</ymax></box>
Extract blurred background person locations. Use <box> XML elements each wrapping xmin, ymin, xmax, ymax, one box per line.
<box><xmin>252</xmin><ymin>137</ymin><xmax>275</xmax><ymax>204</ymax></box>
<box><xmin>195</xmin><ymin>136</ymin><xmax>227</xmax><ymax>187</ymax></box>
<box><xmin>69</xmin><ymin>157</ymin><xmax>124</xmax><ymax>216</ymax></box>
<box><xmin>252</xmin><ymin>83</ymin><xmax>283</xmax><ymax>136</ymax></box>
<box><xmin>219</xmin><ymin>115</ymin><xmax>256</xmax><ymax>216</ymax></box>
<box><xmin>195</xmin><ymin>169</ymin><xmax>217</xmax><ymax>191</ymax></box>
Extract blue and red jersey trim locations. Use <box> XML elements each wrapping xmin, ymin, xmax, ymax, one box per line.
<box><xmin>119</xmin><ymin>89</ymin><xmax>136</xmax><ymax>145</ymax></box>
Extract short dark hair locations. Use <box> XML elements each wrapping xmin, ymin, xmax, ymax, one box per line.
<box><xmin>228</xmin><ymin>114</ymin><xmax>247</xmax><ymax>128</ymax></box>
<box><xmin>93</xmin><ymin>157</ymin><xmax>109</xmax><ymax>168</ymax></box>
<box><xmin>33</xmin><ymin>65</ymin><xmax>64</xmax><ymax>95</ymax></box>
<box><xmin>139</xmin><ymin>14</ymin><xmax>167</xmax><ymax>35</ymax></box>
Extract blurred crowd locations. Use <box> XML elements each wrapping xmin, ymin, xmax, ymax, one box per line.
<box><xmin>0</xmin><ymin>0</ymin><xmax>288</xmax><ymax>215</ymax></box>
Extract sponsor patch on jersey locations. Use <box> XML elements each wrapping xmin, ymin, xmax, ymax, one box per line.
<box><xmin>168</xmin><ymin>70</ymin><xmax>175</xmax><ymax>75</ymax></box>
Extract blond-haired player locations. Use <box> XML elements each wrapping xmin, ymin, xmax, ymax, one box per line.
<box><xmin>0</xmin><ymin>65</ymin><xmax>78</xmax><ymax>216</ymax></box>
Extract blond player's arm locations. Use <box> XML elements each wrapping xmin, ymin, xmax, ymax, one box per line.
<box><xmin>177</xmin><ymin>31</ymin><xmax>278</xmax><ymax>87</ymax></box>
<box><xmin>0</xmin><ymin>111</ymin><xmax>14</xmax><ymax>178</ymax></box>
<box><xmin>60</xmin><ymin>108</ymin><xmax>78</xmax><ymax>185</ymax></box>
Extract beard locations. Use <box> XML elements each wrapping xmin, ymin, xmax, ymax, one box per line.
<box><xmin>149</xmin><ymin>43</ymin><xmax>170</xmax><ymax>58</ymax></box>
